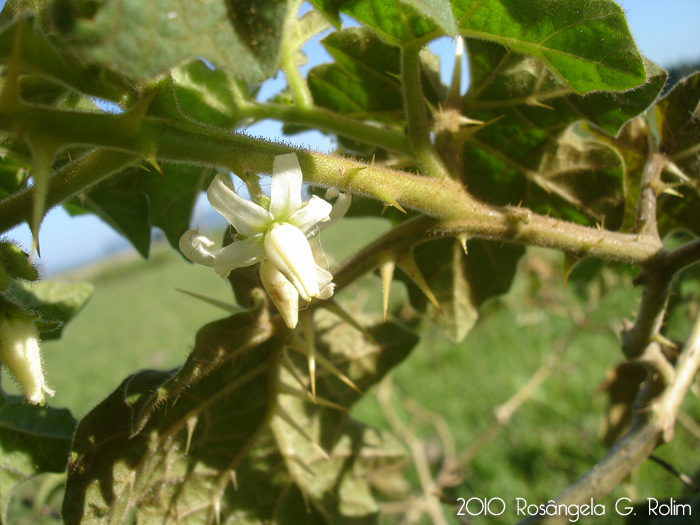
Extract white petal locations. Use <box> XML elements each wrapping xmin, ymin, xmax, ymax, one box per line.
<box><xmin>260</xmin><ymin>260</ymin><xmax>299</xmax><ymax>329</ymax></box>
<box><xmin>0</xmin><ymin>318</ymin><xmax>54</xmax><ymax>405</ymax></box>
<box><xmin>264</xmin><ymin>223</ymin><xmax>319</xmax><ymax>301</ymax></box>
<box><xmin>179</xmin><ymin>229</ymin><xmax>216</xmax><ymax>267</ymax></box>
<box><xmin>207</xmin><ymin>174</ymin><xmax>272</xmax><ymax>236</ymax></box>
<box><xmin>316</xmin><ymin>265</ymin><xmax>335</xmax><ymax>300</ymax></box>
<box><xmin>213</xmin><ymin>235</ymin><xmax>265</xmax><ymax>277</ymax></box>
<box><xmin>289</xmin><ymin>195</ymin><xmax>332</xmax><ymax>235</ymax></box>
<box><xmin>270</xmin><ymin>153</ymin><xmax>303</xmax><ymax>220</ymax></box>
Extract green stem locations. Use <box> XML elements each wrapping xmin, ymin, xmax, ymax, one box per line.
<box><xmin>0</xmin><ymin>149</ymin><xmax>138</xmax><ymax>234</ymax></box>
<box><xmin>281</xmin><ymin>0</ymin><xmax>314</xmax><ymax>108</ymax></box>
<box><xmin>0</xmin><ymin>104</ymin><xmax>663</xmax><ymax>267</ymax></box>
<box><xmin>241</xmin><ymin>102</ymin><xmax>412</xmax><ymax>155</ymax></box>
<box><xmin>401</xmin><ymin>44</ymin><xmax>451</xmax><ymax>178</ymax></box>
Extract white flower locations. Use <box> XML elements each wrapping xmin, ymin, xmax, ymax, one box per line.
<box><xmin>0</xmin><ymin>316</ymin><xmax>55</xmax><ymax>405</ymax></box>
<box><xmin>180</xmin><ymin>153</ymin><xmax>343</xmax><ymax>328</ymax></box>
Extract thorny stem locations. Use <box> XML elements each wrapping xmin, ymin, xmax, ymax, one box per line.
<box><xmin>281</xmin><ymin>0</ymin><xmax>314</xmax><ymax>109</ymax></box>
<box><xmin>457</xmin><ymin>342</ymin><xmax>564</xmax><ymax>467</ymax></box>
<box><xmin>519</xmin><ymin>310</ymin><xmax>700</xmax><ymax>525</ymax></box>
<box><xmin>377</xmin><ymin>377</ymin><xmax>449</xmax><ymax>525</ymax></box>
<box><xmin>401</xmin><ymin>44</ymin><xmax>452</xmax><ymax>179</ymax></box>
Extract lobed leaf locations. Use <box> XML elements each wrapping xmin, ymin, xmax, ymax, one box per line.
<box><xmin>3</xmin><ymin>280</ymin><xmax>93</xmax><ymax>339</ymax></box>
<box><xmin>454</xmin><ymin>0</ymin><xmax>646</xmax><ymax>93</ymax></box>
<box><xmin>0</xmin><ymin>391</ymin><xmax>76</xmax><ymax>522</ymax></box>
<box><xmin>5</xmin><ymin>0</ymin><xmax>290</xmax><ymax>85</ymax></box>
<box><xmin>458</xmin><ymin>39</ymin><xmax>665</xmax><ymax>227</ymax></box>
<box><xmin>398</xmin><ymin>237</ymin><xmax>524</xmax><ymax>343</ymax></box>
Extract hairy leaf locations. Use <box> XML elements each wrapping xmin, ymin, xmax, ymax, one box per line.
<box><xmin>66</xmin><ymin>162</ymin><xmax>216</xmax><ymax>256</ymax></box>
<box><xmin>398</xmin><ymin>237</ymin><xmax>524</xmax><ymax>343</ymax></box>
<box><xmin>0</xmin><ymin>391</ymin><xmax>75</xmax><ymax>521</ymax></box>
<box><xmin>0</xmin><ymin>14</ymin><xmax>132</xmax><ymax>101</ymax></box>
<box><xmin>454</xmin><ymin>0</ymin><xmax>646</xmax><ymax>93</ymax></box>
<box><xmin>8</xmin><ymin>0</ymin><xmax>289</xmax><ymax>84</ymax></box>
<box><xmin>308</xmin><ymin>27</ymin><xmax>442</xmax><ymax>120</ymax></box>
<box><xmin>340</xmin><ymin>0</ymin><xmax>438</xmax><ymax>44</ymax></box>
<box><xmin>3</xmin><ymin>280</ymin><xmax>93</xmax><ymax>339</ymax></box>
<box><xmin>457</xmin><ymin>39</ymin><xmax>664</xmax><ymax>227</ymax></box>
<box><xmin>64</xmin><ymin>302</ymin><xmax>416</xmax><ymax>523</ymax></box>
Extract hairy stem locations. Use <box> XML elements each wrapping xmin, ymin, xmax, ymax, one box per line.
<box><xmin>281</xmin><ymin>0</ymin><xmax>314</xmax><ymax>108</ymax></box>
<box><xmin>518</xmin><ymin>310</ymin><xmax>700</xmax><ymax>524</ymax></box>
<box><xmin>401</xmin><ymin>45</ymin><xmax>451</xmax><ymax>178</ymax></box>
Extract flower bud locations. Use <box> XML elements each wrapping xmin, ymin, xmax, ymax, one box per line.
<box><xmin>260</xmin><ymin>260</ymin><xmax>299</xmax><ymax>329</ymax></box>
<box><xmin>0</xmin><ymin>317</ymin><xmax>55</xmax><ymax>405</ymax></box>
<box><xmin>264</xmin><ymin>223</ymin><xmax>319</xmax><ymax>302</ymax></box>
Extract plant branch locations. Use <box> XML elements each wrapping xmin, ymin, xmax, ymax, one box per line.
<box><xmin>0</xmin><ymin>103</ymin><xmax>664</xmax><ymax>269</ymax></box>
<box><xmin>401</xmin><ymin>45</ymin><xmax>452</xmax><ymax>178</ymax></box>
<box><xmin>241</xmin><ymin>102</ymin><xmax>412</xmax><ymax>155</ymax></box>
<box><xmin>281</xmin><ymin>0</ymin><xmax>314</xmax><ymax>108</ymax></box>
<box><xmin>518</xmin><ymin>310</ymin><xmax>700</xmax><ymax>524</ymax></box>
<box><xmin>457</xmin><ymin>342</ymin><xmax>564</xmax><ymax>466</ymax></box>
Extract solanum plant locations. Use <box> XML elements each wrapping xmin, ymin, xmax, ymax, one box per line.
<box><xmin>0</xmin><ymin>0</ymin><xmax>699</xmax><ymax>523</ymax></box>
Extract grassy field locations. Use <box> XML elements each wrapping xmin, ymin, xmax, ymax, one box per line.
<box><xmin>5</xmin><ymin>217</ymin><xmax>700</xmax><ymax>524</ymax></box>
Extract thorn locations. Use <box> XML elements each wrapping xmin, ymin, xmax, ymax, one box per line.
<box><xmin>319</xmin><ymin>301</ymin><xmax>377</xmax><ymax>344</ymax></box>
<box><xmin>661</xmin><ymin>186</ymin><xmax>684</xmax><ymax>198</ymax></box>
<box><xmin>0</xmin><ymin>16</ymin><xmax>25</xmax><ymax>109</ymax></box>
<box><xmin>396</xmin><ymin>254</ymin><xmax>441</xmax><ymax>312</ymax></box>
<box><xmin>288</xmin><ymin>337</ymin><xmax>362</xmax><ymax>394</ymax></box>
<box><xmin>230</xmin><ymin>470</ymin><xmax>238</xmax><ymax>491</ymax></box>
<box><xmin>213</xmin><ymin>496</ymin><xmax>221</xmax><ymax>525</ymax></box>
<box><xmin>184</xmin><ymin>415</ymin><xmax>198</xmax><ymax>455</ymax></box>
<box><xmin>379</xmin><ymin>255</ymin><xmax>396</xmax><ymax>322</ymax></box>
<box><xmin>28</xmin><ymin>141</ymin><xmax>57</xmax><ymax>258</ymax></box>
<box><xmin>277</xmin><ymin>382</ymin><xmax>348</xmax><ymax>412</ymax></box>
<box><xmin>664</xmin><ymin>160</ymin><xmax>692</xmax><ymax>185</ymax></box>
<box><xmin>374</xmin><ymin>188</ymin><xmax>406</xmax><ymax>214</ymax></box>
<box><xmin>175</xmin><ymin>288</ymin><xmax>247</xmax><ymax>314</ymax></box>
<box><xmin>117</xmin><ymin>88</ymin><xmax>159</xmax><ymax>134</ymax></box>
<box><xmin>562</xmin><ymin>253</ymin><xmax>579</xmax><ymax>290</ymax></box>
<box><xmin>145</xmin><ymin>154</ymin><xmax>163</xmax><ymax>175</ymax></box>
<box><xmin>299</xmin><ymin>312</ymin><xmax>316</xmax><ymax>400</ymax></box>
<box><xmin>275</xmin><ymin>406</ymin><xmax>329</xmax><ymax>460</ymax></box>
<box><xmin>526</xmin><ymin>97</ymin><xmax>553</xmax><ymax>110</ymax></box>
<box><xmin>457</xmin><ymin>234</ymin><xmax>468</xmax><ymax>255</ymax></box>
<box><xmin>280</xmin><ymin>348</ymin><xmax>312</xmax><ymax>393</ymax></box>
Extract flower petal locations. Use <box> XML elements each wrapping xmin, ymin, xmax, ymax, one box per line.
<box><xmin>289</xmin><ymin>195</ymin><xmax>332</xmax><ymax>235</ymax></box>
<box><xmin>179</xmin><ymin>229</ymin><xmax>217</xmax><ymax>267</ymax></box>
<box><xmin>316</xmin><ymin>265</ymin><xmax>335</xmax><ymax>300</ymax></box>
<box><xmin>207</xmin><ymin>174</ymin><xmax>272</xmax><ymax>236</ymax></box>
<box><xmin>270</xmin><ymin>153</ymin><xmax>303</xmax><ymax>220</ymax></box>
<box><xmin>260</xmin><ymin>260</ymin><xmax>299</xmax><ymax>329</ymax></box>
<box><xmin>213</xmin><ymin>235</ymin><xmax>265</xmax><ymax>277</ymax></box>
<box><xmin>264</xmin><ymin>223</ymin><xmax>319</xmax><ymax>301</ymax></box>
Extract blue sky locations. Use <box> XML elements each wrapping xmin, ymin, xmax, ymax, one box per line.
<box><xmin>3</xmin><ymin>1</ymin><xmax>700</xmax><ymax>274</ymax></box>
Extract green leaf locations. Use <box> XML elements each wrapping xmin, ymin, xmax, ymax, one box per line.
<box><xmin>657</xmin><ymin>73</ymin><xmax>700</xmax><ymax>183</ymax></box>
<box><xmin>66</xmin><ymin>173</ymin><xmax>152</xmax><ymax>258</ymax></box>
<box><xmin>0</xmin><ymin>14</ymin><xmax>132</xmax><ymax>101</ymax></box>
<box><xmin>308</xmin><ymin>27</ymin><xmax>442</xmax><ymax>118</ymax></box>
<box><xmin>3</xmin><ymin>280</ymin><xmax>93</xmax><ymax>339</ymax></box>
<box><xmin>340</xmin><ymin>0</ymin><xmax>438</xmax><ymax>45</ymax></box>
<box><xmin>64</xmin><ymin>304</ymin><xmax>416</xmax><ymax>523</ymax></box>
<box><xmin>454</xmin><ymin>0</ymin><xmax>646</xmax><ymax>93</ymax></box>
<box><xmin>170</xmin><ymin>60</ymin><xmax>247</xmax><ymax>129</ymax></box>
<box><xmin>65</xmin><ymin>162</ymin><xmax>215</xmax><ymax>256</ymax></box>
<box><xmin>617</xmin><ymin>74</ymin><xmax>700</xmax><ymax>236</ymax></box>
<box><xmin>311</xmin><ymin>0</ymin><xmax>457</xmax><ymax>40</ymax></box>
<box><xmin>459</xmin><ymin>39</ymin><xmax>664</xmax><ymax>226</ymax></box>
<box><xmin>0</xmin><ymin>390</ymin><xmax>76</xmax><ymax>521</ymax></box>
<box><xmin>27</xmin><ymin>0</ymin><xmax>290</xmax><ymax>84</ymax></box>
<box><xmin>398</xmin><ymin>237</ymin><xmax>525</xmax><ymax>342</ymax></box>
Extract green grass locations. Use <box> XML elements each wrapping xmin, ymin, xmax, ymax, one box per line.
<box><xmin>5</xmin><ymin>218</ymin><xmax>700</xmax><ymax>524</ymax></box>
